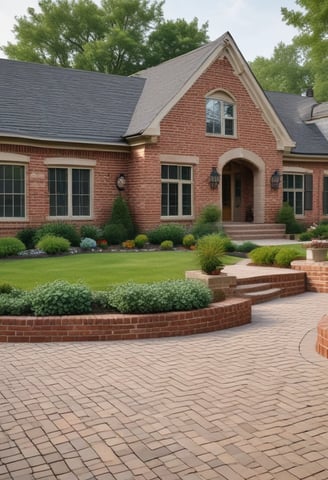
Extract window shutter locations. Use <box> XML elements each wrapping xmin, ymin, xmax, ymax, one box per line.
<box><xmin>304</xmin><ymin>174</ymin><xmax>313</xmax><ymax>211</ymax></box>
<box><xmin>323</xmin><ymin>177</ymin><xmax>328</xmax><ymax>215</ymax></box>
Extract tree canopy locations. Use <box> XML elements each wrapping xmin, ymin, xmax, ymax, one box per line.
<box><xmin>251</xmin><ymin>1</ymin><xmax>327</xmax><ymax>101</ymax></box>
<box><xmin>2</xmin><ymin>0</ymin><xmax>209</xmax><ymax>75</ymax></box>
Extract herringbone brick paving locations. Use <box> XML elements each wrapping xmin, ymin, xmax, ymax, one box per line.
<box><xmin>1</xmin><ymin>292</ymin><xmax>328</xmax><ymax>479</ymax></box>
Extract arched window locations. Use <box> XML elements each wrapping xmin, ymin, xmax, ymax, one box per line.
<box><xmin>206</xmin><ymin>91</ymin><xmax>236</xmax><ymax>137</ymax></box>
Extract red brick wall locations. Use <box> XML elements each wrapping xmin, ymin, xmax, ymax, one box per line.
<box><xmin>0</xmin><ymin>298</ymin><xmax>251</xmax><ymax>342</ymax></box>
<box><xmin>316</xmin><ymin>315</ymin><xmax>328</xmax><ymax>359</ymax></box>
<box><xmin>0</xmin><ymin>144</ymin><xmax>130</xmax><ymax>236</ymax></box>
<box><xmin>158</xmin><ymin>57</ymin><xmax>283</xmax><ymax>223</ymax></box>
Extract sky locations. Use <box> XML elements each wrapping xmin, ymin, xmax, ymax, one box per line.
<box><xmin>0</xmin><ymin>0</ymin><xmax>300</xmax><ymax>62</ymax></box>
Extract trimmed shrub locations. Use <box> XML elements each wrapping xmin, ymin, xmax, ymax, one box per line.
<box><xmin>80</xmin><ymin>237</ymin><xmax>97</xmax><ymax>250</ymax></box>
<box><xmin>311</xmin><ymin>224</ymin><xmax>328</xmax><ymax>239</ymax></box>
<box><xmin>192</xmin><ymin>204</ymin><xmax>222</xmax><ymax>238</ymax></box>
<box><xmin>147</xmin><ymin>224</ymin><xmax>185</xmax><ymax>245</ymax></box>
<box><xmin>235</xmin><ymin>241</ymin><xmax>259</xmax><ymax>253</ymax></box>
<box><xmin>160</xmin><ymin>240</ymin><xmax>174</xmax><ymax>250</ymax></box>
<box><xmin>0</xmin><ymin>237</ymin><xmax>26</xmax><ymax>257</ymax></box>
<box><xmin>108</xmin><ymin>280</ymin><xmax>212</xmax><ymax>314</ymax></box>
<box><xmin>274</xmin><ymin>247</ymin><xmax>303</xmax><ymax>267</ymax></box>
<box><xmin>276</xmin><ymin>203</ymin><xmax>303</xmax><ymax>234</ymax></box>
<box><xmin>16</xmin><ymin>228</ymin><xmax>37</xmax><ymax>249</ymax></box>
<box><xmin>196</xmin><ymin>234</ymin><xmax>226</xmax><ymax>274</ymax></box>
<box><xmin>31</xmin><ymin>280</ymin><xmax>92</xmax><ymax>316</ymax></box>
<box><xmin>182</xmin><ymin>233</ymin><xmax>196</xmax><ymax>249</ymax></box>
<box><xmin>299</xmin><ymin>231</ymin><xmax>313</xmax><ymax>241</ymax></box>
<box><xmin>35</xmin><ymin>222</ymin><xmax>80</xmax><ymax>246</ymax></box>
<box><xmin>80</xmin><ymin>225</ymin><xmax>103</xmax><ymax>241</ymax></box>
<box><xmin>0</xmin><ymin>291</ymin><xmax>32</xmax><ymax>315</ymax></box>
<box><xmin>198</xmin><ymin>204</ymin><xmax>221</xmax><ymax>223</ymax></box>
<box><xmin>36</xmin><ymin>235</ymin><xmax>70</xmax><ymax>254</ymax></box>
<box><xmin>109</xmin><ymin>196</ymin><xmax>135</xmax><ymax>238</ymax></box>
<box><xmin>134</xmin><ymin>234</ymin><xmax>148</xmax><ymax>248</ymax></box>
<box><xmin>91</xmin><ymin>290</ymin><xmax>113</xmax><ymax>312</ymax></box>
<box><xmin>249</xmin><ymin>246</ymin><xmax>280</xmax><ymax>265</ymax></box>
<box><xmin>220</xmin><ymin>235</ymin><xmax>235</xmax><ymax>252</ymax></box>
<box><xmin>103</xmin><ymin>223</ymin><xmax>128</xmax><ymax>245</ymax></box>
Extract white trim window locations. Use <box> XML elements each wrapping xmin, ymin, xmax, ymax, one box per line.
<box><xmin>0</xmin><ymin>164</ymin><xmax>25</xmax><ymax>218</ymax></box>
<box><xmin>283</xmin><ymin>173</ymin><xmax>313</xmax><ymax>215</ymax></box>
<box><xmin>206</xmin><ymin>93</ymin><xmax>236</xmax><ymax>136</ymax></box>
<box><xmin>48</xmin><ymin>167</ymin><xmax>91</xmax><ymax>217</ymax></box>
<box><xmin>161</xmin><ymin>165</ymin><xmax>193</xmax><ymax>218</ymax></box>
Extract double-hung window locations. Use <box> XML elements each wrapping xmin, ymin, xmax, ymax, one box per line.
<box><xmin>283</xmin><ymin>173</ymin><xmax>313</xmax><ymax>215</ymax></box>
<box><xmin>206</xmin><ymin>93</ymin><xmax>236</xmax><ymax>136</ymax></box>
<box><xmin>48</xmin><ymin>167</ymin><xmax>91</xmax><ymax>217</ymax></box>
<box><xmin>161</xmin><ymin>165</ymin><xmax>192</xmax><ymax>217</ymax></box>
<box><xmin>0</xmin><ymin>164</ymin><xmax>25</xmax><ymax>218</ymax></box>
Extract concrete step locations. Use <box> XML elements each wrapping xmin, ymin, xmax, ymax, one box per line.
<box><xmin>223</xmin><ymin>223</ymin><xmax>286</xmax><ymax>241</ymax></box>
<box><xmin>235</xmin><ymin>282</ymin><xmax>272</xmax><ymax>294</ymax></box>
<box><xmin>237</xmin><ymin>287</ymin><xmax>282</xmax><ymax>305</ymax></box>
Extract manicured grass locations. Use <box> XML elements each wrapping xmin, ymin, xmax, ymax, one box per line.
<box><xmin>1</xmin><ymin>250</ymin><xmax>239</xmax><ymax>290</ymax></box>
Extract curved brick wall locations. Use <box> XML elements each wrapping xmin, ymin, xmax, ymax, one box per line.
<box><xmin>0</xmin><ymin>298</ymin><xmax>251</xmax><ymax>343</ymax></box>
<box><xmin>291</xmin><ymin>260</ymin><xmax>328</xmax><ymax>293</ymax></box>
<box><xmin>316</xmin><ymin>315</ymin><xmax>328</xmax><ymax>359</ymax></box>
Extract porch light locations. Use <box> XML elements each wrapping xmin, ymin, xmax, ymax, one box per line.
<box><xmin>209</xmin><ymin>167</ymin><xmax>220</xmax><ymax>189</ymax></box>
<box><xmin>271</xmin><ymin>170</ymin><xmax>281</xmax><ymax>190</ymax></box>
<box><xmin>116</xmin><ymin>173</ymin><xmax>126</xmax><ymax>191</ymax></box>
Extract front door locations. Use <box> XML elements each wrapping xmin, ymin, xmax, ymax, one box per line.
<box><xmin>222</xmin><ymin>174</ymin><xmax>231</xmax><ymax>221</ymax></box>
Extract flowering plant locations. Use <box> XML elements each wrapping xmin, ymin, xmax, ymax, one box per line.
<box><xmin>122</xmin><ymin>240</ymin><xmax>135</xmax><ymax>249</ymax></box>
<box><xmin>305</xmin><ymin>239</ymin><xmax>328</xmax><ymax>249</ymax></box>
<box><xmin>96</xmin><ymin>239</ymin><xmax>108</xmax><ymax>248</ymax></box>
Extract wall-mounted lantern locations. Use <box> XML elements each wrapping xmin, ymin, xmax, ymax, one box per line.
<box><xmin>209</xmin><ymin>167</ymin><xmax>220</xmax><ymax>190</ymax></box>
<box><xmin>271</xmin><ymin>170</ymin><xmax>281</xmax><ymax>190</ymax></box>
<box><xmin>116</xmin><ymin>173</ymin><xmax>126</xmax><ymax>191</ymax></box>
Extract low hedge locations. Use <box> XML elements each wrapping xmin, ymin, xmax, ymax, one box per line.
<box><xmin>0</xmin><ymin>279</ymin><xmax>213</xmax><ymax>316</ymax></box>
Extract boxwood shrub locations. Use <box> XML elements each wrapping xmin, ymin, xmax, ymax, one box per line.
<box><xmin>249</xmin><ymin>246</ymin><xmax>280</xmax><ymax>265</ymax></box>
<box><xmin>31</xmin><ymin>280</ymin><xmax>92</xmax><ymax>316</ymax></box>
<box><xmin>34</xmin><ymin>222</ymin><xmax>80</xmax><ymax>246</ymax></box>
<box><xmin>108</xmin><ymin>279</ymin><xmax>212</xmax><ymax>314</ymax></box>
<box><xmin>0</xmin><ymin>290</ymin><xmax>32</xmax><ymax>315</ymax></box>
<box><xmin>36</xmin><ymin>235</ymin><xmax>70</xmax><ymax>254</ymax></box>
<box><xmin>0</xmin><ymin>237</ymin><xmax>26</xmax><ymax>257</ymax></box>
<box><xmin>274</xmin><ymin>247</ymin><xmax>304</xmax><ymax>267</ymax></box>
<box><xmin>147</xmin><ymin>224</ymin><xmax>185</xmax><ymax>245</ymax></box>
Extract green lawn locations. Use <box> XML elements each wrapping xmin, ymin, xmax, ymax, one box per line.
<box><xmin>2</xmin><ymin>250</ymin><xmax>239</xmax><ymax>290</ymax></box>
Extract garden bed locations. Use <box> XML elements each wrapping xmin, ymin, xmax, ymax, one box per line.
<box><xmin>0</xmin><ymin>297</ymin><xmax>251</xmax><ymax>343</ymax></box>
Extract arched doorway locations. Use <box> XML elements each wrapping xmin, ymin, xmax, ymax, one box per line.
<box><xmin>222</xmin><ymin>161</ymin><xmax>253</xmax><ymax>222</ymax></box>
<box><xmin>219</xmin><ymin>148</ymin><xmax>265</xmax><ymax>223</ymax></box>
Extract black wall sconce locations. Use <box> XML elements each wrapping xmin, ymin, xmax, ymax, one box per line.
<box><xmin>209</xmin><ymin>167</ymin><xmax>220</xmax><ymax>190</ymax></box>
<box><xmin>116</xmin><ymin>173</ymin><xmax>126</xmax><ymax>191</ymax></box>
<box><xmin>271</xmin><ymin>170</ymin><xmax>281</xmax><ymax>190</ymax></box>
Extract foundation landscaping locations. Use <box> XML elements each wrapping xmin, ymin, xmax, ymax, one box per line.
<box><xmin>2</xmin><ymin>203</ymin><xmax>328</xmax><ymax>346</ymax></box>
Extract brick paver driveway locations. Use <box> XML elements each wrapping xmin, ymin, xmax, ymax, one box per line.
<box><xmin>1</xmin><ymin>292</ymin><xmax>328</xmax><ymax>480</ymax></box>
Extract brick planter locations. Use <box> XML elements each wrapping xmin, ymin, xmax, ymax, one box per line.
<box><xmin>185</xmin><ymin>270</ymin><xmax>237</xmax><ymax>300</ymax></box>
<box><xmin>292</xmin><ymin>260</ymin><xmax>328</xmax><ymax>293</ymax></box>
<box><xmin>0</xmin><ymin>297</ymin><xmax>251</xmax><ymax>343</ymax></box>
<box><xmin>316</xmin><ymin>315</ymin><xmax>328</xmax><ymax>358</ymax></box>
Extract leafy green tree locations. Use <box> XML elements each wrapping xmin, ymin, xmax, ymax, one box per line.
<box><xmin>145</xmin><ymin>18</ymin><xmax>209</xmax><ymax>67</ymax></box>
<box><xmin>250</xmin><ymin>42</ymin><xmax>313</xmax><ymax>95</ymax></box>
<box><xmin>2</xmin><ymin>0</ymin><xmax>209</xmax><ymax>75</ymax></box>
<box><xmin>281</xmin><ymin>0</ymin><xmax>328</xmax><ymax>101</ymax></box>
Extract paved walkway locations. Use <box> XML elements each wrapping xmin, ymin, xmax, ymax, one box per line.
<box><xmin>1</xmin><ymin>293</ymin><xmax>328</xmax><ymax>480</ymax></box>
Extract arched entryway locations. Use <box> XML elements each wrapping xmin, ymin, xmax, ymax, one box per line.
<box><xmin>218</xmin><ymin>148</ymin><xmax>265</xmax><ymax>223</ymax></box>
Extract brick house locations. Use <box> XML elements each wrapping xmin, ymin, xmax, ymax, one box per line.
<box><xmin>0</xmin><ymin>32</ymin><xmax>327</xmax><ymax>237</ymax></box>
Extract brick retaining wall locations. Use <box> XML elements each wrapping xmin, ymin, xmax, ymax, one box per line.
<box><xmin>0</xmin><ymin>298</ymin><xmax>251</xmax><ymax>343</ymax></box>
<box><xmin>316</xmin><ymin>315</ymin><xmax>328</xmax><ymax>359</ymax></box>
<box><xmin>291</xmin><ymin>260</ymin><xmax>328</xmax><ymax>293</ymax></box>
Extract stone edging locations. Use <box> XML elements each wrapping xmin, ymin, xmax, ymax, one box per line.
<box><xmin>0</xmin><ymin>297</ymin><xmax>251</xmax><ymax>343</ymax></box>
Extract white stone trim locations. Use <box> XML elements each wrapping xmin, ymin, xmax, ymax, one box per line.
<box><xmin>160</xmin><ymin>154</ymin><xmax>199</xmax><ymax>165</ymax></box>
<box><xmin>0</xmin><ymin>152</ymin><xmax>30</xmax><ymax>163</ymax></box>
<box><xmin>283</xmin><ymin>166</ymin><xmax>313</xmax><ymax>174</ymax></box>
<box><xmin>44</xmin><ymin>158</ymin><xmax>96</xmax><ymax>167</ymax></box>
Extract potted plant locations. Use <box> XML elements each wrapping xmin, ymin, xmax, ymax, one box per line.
<box><xmin>196</xmin><ymin>234</ymin><xmax>226</xmax><ymax>275</ymax></box>
<box><xmin>305</xmin><ymin>239</ymin><xmax>328</xmax><ymax>262</ymax></box>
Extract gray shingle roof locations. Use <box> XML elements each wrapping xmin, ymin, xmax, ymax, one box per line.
<box><xmin>0</xmin><ymin>59</ymin><xmax>145</xmax><ymax>145</ymax></box>
<box><xmin>126</xmin><ymin>34</ymin><xmax>226</xmax><ymax>137</ymax></box>
<box><xmin>265</xmin><ymin>91</ymin><xmax>328</xmax><ymax>155</ymax></box>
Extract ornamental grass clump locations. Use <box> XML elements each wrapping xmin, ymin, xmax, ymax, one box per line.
<box><xmin>0</xmin><ymin>237</ymin><xmax>26</xmax><ymax>257</ymax></box>
<box><xmin>196</xmin><ymin>234</ymin><xmax>226</xmax><ymax>274</ymax></box>
<box><xmin>31</xmin><ymin>280</ymin><xmax>92</xmax><ymax>316</ymax></box>
<box><xmin>108</xmin><ymin>279</ymin><xmax>212</xmax><ymax>314</ymax></box>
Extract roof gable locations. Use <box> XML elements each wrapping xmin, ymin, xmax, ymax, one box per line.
<box><xmin>126</xmin><ymin>32</ymin><xmax>294</xmax><ymax>151</ymax></box>
<box><xmin>0</xmin><ymin>59</ymin><xmax>145</xmax><ymax>146</ymax></box>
